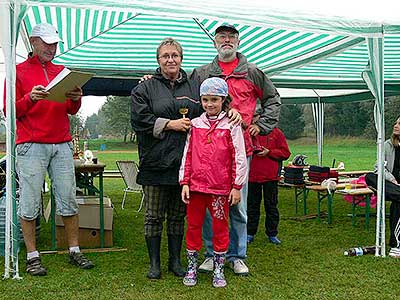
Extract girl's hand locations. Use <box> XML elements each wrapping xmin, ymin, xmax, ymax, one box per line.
<box><xmin>256</xmin><ymin>146</ymin><xmax>270</xmax><ymax>157</ymax></box>
<box><xmin>181</xmin><ymin>185</ymin><xmax>190</xmax><ymax>204</ymax></box>
<box><xmin>229</xmin><ymin>188</ymin><xmax>241</xmax><ymax>206</ymax></box>
<box><xmin>249</xmin><ymin>124</ymin><xmax>260</xmax><ymax>136</ymax></box>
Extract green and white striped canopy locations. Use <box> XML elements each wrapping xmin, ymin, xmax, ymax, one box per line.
<box><xmin>19</xmin><ymin>1</ymin><xmax>400</xmax><ymax>99</ymax></box>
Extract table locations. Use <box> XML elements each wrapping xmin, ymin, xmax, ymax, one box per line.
<box><xmin>336</xmin><ymin>187</ymin><xmax>374</xmax><ymax>229</ymax></box>
<box><xmin>338</xmin><ymin>170</ymin><xmax>371</xmax><ymax>177</ymax></box>
<box><xmin>50</xmin><ymin>162</ymin><xmax>106</xmax><ymax>249</ymax></box>
<box><xmin>279</xmin><ymin>182</ymin><xmax>307</xmax><ymax>215</ymax></box>
<box><xmin>305</xmin><ymin>183</ymin><xmax>365</xmax><ymax>224</ymax></box>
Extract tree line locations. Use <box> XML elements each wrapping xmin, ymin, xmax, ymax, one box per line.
<box><xmin>69</xmin><ymin>95</ymin><xmax>400</xmax><ymax>142</ymax></box>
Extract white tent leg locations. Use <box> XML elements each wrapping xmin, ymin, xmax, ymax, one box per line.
<box><xmin>0</xmin><ymin>0</ymin><xmax>28</xmax><ymax>279</ymax></box>
<box><xmin>362</xmin><ymin>36</ymin><xmax>385</xmax><ymax>257</ymax></box>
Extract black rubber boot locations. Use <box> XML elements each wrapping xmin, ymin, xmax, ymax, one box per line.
<box><xmin>168</xmin><ymin>235</ymin><xmax>185</xmax><ymax>277</ymax></box>
<box><xmin>145</xmin><ymin>236</ymin><xmax>161</xmax><ymax>279</ymax></box>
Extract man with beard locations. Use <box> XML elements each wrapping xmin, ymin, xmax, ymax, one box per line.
<box><xmin>190</xmin><ymin>24</ymin><xmax>281</xmax><ymax>276</ymax></box>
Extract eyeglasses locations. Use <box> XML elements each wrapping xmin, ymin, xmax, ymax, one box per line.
<box><xmin>158</xmin><ymin>54</ymin><xmax>181</xmax><ymax>61</ymax></box>
<box><xmin>215</xmin><ymin>33</ymin><xmax>238</xmax><ymax>40</ymax></box>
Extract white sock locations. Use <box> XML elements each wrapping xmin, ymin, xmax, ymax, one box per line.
<box><xmin>27</xmin><ymin>251</ymin><xmax>39</xmax><ymax>260</ymax></box>
<box><xmin>69</xmin><ymin>246</ymin><xmax>80</xmax><ymax>253</ymax></box>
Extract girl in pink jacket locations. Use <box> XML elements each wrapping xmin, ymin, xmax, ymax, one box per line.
<box><xmin>179</xmin><ymin>77</ymin><xmax>247</xmax><ymax>288</ymax></box>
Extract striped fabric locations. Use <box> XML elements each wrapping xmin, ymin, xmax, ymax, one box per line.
<box><xmin>22</xmin><ymin>5</ymin><xmax>400</xmax><ymax>93</ymax></box>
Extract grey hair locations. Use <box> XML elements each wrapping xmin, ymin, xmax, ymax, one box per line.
<box><xmin>156</xmin><ymin>37</ymin><xmax>183</xmax><ymax>59</ymax></box>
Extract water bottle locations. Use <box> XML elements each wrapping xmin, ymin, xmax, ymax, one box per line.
<box><xmin>344</xmin><ymin>246</ymin><xmax>375</xmax><ymax>256</ymax></box>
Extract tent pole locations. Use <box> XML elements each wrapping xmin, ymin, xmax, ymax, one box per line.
<box><xmin>362</xmin><ymin>36</ymin><xmax>385</xmax><ymax>257</ymax></box>
<box><xmin>1</xmin><ymin>0</ymin><xmax>27</xmax><ymax>279</ymax></box>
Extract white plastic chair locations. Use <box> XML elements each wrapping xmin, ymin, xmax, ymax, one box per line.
<box><xmin>116</xmin><ymin>160</ymin><xmax>144</xmax><ymax>211</ymax></box>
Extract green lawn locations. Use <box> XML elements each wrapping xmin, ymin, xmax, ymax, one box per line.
<box><xmin>1</xmin><ymin>138</ymin><xmax>396</xmax><ymax>300</ymax></box>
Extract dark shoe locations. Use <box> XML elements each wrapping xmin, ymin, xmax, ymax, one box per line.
<box><xmin>268</xmin><ymin>236</ymin><xmax>281</xmax><ymax>245</ymax></box>
<box><xmin>145</xmin><ymin>236</ymin><xmax>161</xmax><ymax>279</ymax></box>
<box><xmin>168</xmin><ymin>235</ymin><xmax>185</xmax><ymax>277</ymax></box>
<box><xmin>69</xmin><ymin>252</ymin><xmax>94</xmax><ymax>269</ymax></box>
<box><xmin>26</xmin><ymin>257</ymin><xmax>47</xmax><ymax>276</ymax></box>
<box><xmin>247</xmin><ymin>235</ymin><xmax>254</xmax><ymax>244</ymax></box>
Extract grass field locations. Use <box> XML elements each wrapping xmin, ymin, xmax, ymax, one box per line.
<box><xmin>1</xmin><ymin>138</ymin><xmax>397</xmax><ymax>300</ymax></box>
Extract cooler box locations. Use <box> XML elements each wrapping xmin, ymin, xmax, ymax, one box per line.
<box><xmin>56</xmin><ymin>196</ymin><xmax>113</xmax><ymax>248</ymax></box>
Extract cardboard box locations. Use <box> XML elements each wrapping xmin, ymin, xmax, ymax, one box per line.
<box><xmin>55</xmin><ymin>196</ymin><xmax>113</xmax><ymax>230</ymax></box>
<box><xmin>56</xmin><ymin>226</ymin><xmax>113</xmax><ymax>248</ymax></box>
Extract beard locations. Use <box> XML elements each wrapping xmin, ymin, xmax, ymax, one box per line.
<box><xmin>217</xmin><ymin>43</ymin><xmax>238</xmax><ymax>59</ymax></box>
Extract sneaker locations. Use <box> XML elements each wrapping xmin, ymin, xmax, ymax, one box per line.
<box><xmin>269</xmin><ymin>236</ymin><xmax>281</xmax><ymax>245</ymax></box>
<box><xmin>389</xmin><ymin>247</ymin><xmax>400</xmax><ymax>258</ymax></box>
<box><xmin>26</xmin><ymin>257</ymin><xmax>47</xmax><ymax>276</ymax></box>
<box><xmin>247</xmin><ymin>235</ymin><xmax>254</xmax><ymax>244</ymax></box>
<box><xmin>229</xmin><ymin>259</ymin><xmax>249</xmax><ymax>276</ymax></box>
<box><xmin>69</xmin><ymin>252</ymin><xmax>94</xmax><ymax>269</ymax></box>
<box><xmin>198</xmin><ymin>257</ymin><xmax>214</xmax><ymax>273</ymax></box>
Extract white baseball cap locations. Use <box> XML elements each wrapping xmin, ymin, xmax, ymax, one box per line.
<box><xmin>30</xmin><ymin>23</ymin><xmax>63</xmax><ymax>44</ymax></box>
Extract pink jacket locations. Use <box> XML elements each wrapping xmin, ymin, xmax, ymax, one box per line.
<box><xmin>179</xmin><ymin>111</ymin><xmax>247</xmax><ymax>196</ymax></box>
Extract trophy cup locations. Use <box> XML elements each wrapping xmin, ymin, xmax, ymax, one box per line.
<box><xmin>179</xmin><ymin>107</ymin><xmax>189</xmax><ymax>118</ymax></box>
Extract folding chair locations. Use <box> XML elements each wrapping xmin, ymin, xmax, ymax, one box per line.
<box><xmin>116</xmin><ymin>160</ymin><xmax>144</xmax><ymax>211</ymax></box>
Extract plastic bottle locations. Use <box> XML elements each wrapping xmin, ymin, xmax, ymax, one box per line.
<box><xmin>343</xmin><ymin>246</ymin><xmax>375</xmax><ymax>256</ymax></box>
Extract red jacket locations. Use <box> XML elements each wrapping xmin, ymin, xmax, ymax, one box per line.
<box><xmin>249</xmin><ymin>128</ymin><xmax>291</xmax><ymax>182</ymax></box>
<box><xmin>3</xmin><ymin>55</ymin><xmax>81</xmax><ymax>144</ymax></box>
<box><xmin>179</xmin><ymin>112</ymin><xmax>247</xmax><ymax>196</ymax></box>
<box><xmin>191</xmin><ymin>53</ymin><xmax>281</xmax><ymax>156</ymax></box>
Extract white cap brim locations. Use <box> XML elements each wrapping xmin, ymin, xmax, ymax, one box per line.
<box><xmin>39</xmin><ymin>36</ymin><xmax>63</xmax><ymax>44</ymax></box>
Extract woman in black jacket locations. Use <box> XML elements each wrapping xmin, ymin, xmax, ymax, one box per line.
<box><xmin>131</xmin><ymin>38</ymin><xmax>202</xmax><ymax>279</ymax></box>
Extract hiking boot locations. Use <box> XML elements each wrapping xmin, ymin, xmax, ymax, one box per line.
<box><xmin>198</xmin><ymin>256</ymin><xmax>214</xmax><ymax>273</ymax></box>
<box><xmin>389</xmin><ymin>247</ymin><xmax>400</xmax><ymax>258</ymax></box>
<box><xmin>69</xmin><ymin>252</ymin><xmax>94</xmax><ymax>269</ymax></box>
<box><xmin>213</xmin><ymin>253</ymin><xmax>227</xmax><ymax>288</ymax></box>
<box><xmin>229</xmin><ymin>259</ymin><xmax>249</xmax><ymax>276</ymax></box>
<box><xmin>269</xmin><ymin>236</ymin><xmax>281</xmax><ymax>245</ymax></box>
<box><xmin>183</xmin><ymin>250</ymin><xmax>198</xmax><ymax>286</ymax></box>
<box><xmin>26</xmin><ymin>257</ymin><xmax>47</xmax><ymax>276</ymax></box>
<box><xmin>247</xmin><ymin>235</ymin><xmax>254</xmax><ymax>244</ymax></box>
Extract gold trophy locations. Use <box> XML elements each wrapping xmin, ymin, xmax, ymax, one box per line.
<box><xmin>179</xmin><ymin>107</ymin><xmax>189</xmax><ymax>118</ymax></box>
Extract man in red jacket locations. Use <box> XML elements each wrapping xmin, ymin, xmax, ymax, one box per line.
<box><xmin>247</xmin><ymin>125</ymin><xmax>291</xmax><ymax>244</ymax></box>
<box><xmin>4</xmin><ymin>23</ymin><xmax>93</xmax><ymax>276</ymax></box>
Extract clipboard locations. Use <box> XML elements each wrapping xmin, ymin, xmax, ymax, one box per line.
<box><xmin>45</xmin><ymin>68</ymin><xmax>94</xmax><ymax>103</ymax></box>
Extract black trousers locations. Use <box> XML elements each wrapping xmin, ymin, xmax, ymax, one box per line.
<box><xmin>365</xmin><ymin>173</ymin><xmax>400</xmax><ymax>248</ymax></box>
<box><xmin>247</xmin><ymin>181</ymin><xmax>279</xmax><ymax>237</ymax></box>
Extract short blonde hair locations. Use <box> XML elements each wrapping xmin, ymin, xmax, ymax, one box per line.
<box><xmin>156</xmin><ymin>38</ymin><xmax>183</xmax><ymax>59</ymax></box>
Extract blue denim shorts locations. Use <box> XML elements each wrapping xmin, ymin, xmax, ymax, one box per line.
<box><xmin>16</xmin><ymin>142</ymin><xmax>78</xmax><ymax>220</ymax></box>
